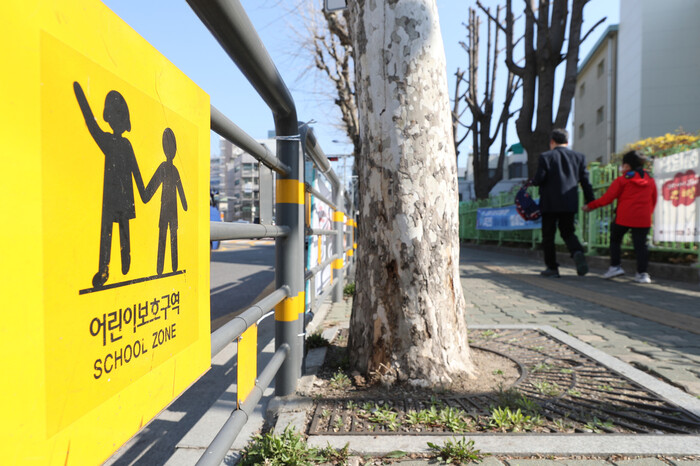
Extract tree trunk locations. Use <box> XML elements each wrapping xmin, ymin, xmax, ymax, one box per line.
<box><xmin>348</xmin><ymin>0</ymin><xmax>475</xmax><ymax>387</ymax></box>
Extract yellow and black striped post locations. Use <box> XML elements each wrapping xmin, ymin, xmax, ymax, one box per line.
<box><xmin>332</xmin><ymin>208</ymin><xmax>345</xmax><ymax>302</ymax></box>
<box><xmin>274</xmin><ymin>131</ymin><xmax>304</xmax><ymax>396</ymax></box>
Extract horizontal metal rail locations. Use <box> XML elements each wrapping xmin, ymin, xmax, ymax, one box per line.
<box><xmin>300</xmin><ymin>125</ymin><xmax>340</xmax><ymax>189</ymax></box>
<box><xmin>211</xmin><ymin>222</ymin><xmax>290</xmax><ymax>241</ymax></box>
<box><xmin>195</xmin><ymin>343</ymin><xmax>290</xmax><ymax>466</ymax></box>
<box><xmin>306</xmin><ymin>227</ymin><xmax>338</xmax><ymax>237</ymax></box>
<box><xmin>210</xmin><ymin>286</ymin><xmax>290</xmax><ymax>358</ymax></box>
<box><xmin>305</xmin><ymin>253</ymin><xmax>341</xmax><ymax>281</ymax></box>
<box><xmin>305</xmin><ymin>182</ymin><xmax>337</xmax><ymax>210</ymax></box>
<box><xmin>211</xmin><ymin>106</ymin><xmax>290</xmax><ymax>176</ymax></box>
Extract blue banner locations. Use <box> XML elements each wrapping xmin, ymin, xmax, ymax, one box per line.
<box><xmin>477</xmin><ymin>205</ymin><xmax>541</xmax><ymax>230</ymax></box>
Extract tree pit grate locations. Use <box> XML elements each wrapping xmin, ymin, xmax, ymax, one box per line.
<box><xmin>308</xmin><ymin>328</ymin><xmax>700</xmax><ymax>436</ymax></box>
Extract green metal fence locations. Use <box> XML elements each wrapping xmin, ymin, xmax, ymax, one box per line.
<box><xmin>459</xmin><ymin>163</ymin><xmax>699</xmax><ymax>258</ymax></box>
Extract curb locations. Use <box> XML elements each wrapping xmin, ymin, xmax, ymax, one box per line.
<box><xmin>462</xmin><ymin>243</ymin><xmax>700</xmax><ymax>284</ymax></box>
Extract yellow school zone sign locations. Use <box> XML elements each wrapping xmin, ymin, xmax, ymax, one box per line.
<box><xmin>0</xmin><ymin>1</ymin><xmax>211</xmax><ymax>464</ymax></box>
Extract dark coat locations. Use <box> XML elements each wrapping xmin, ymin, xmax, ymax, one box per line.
<box><xmin>532</xmin><ymin>146</ymin><xmax>594</xmax><ymax>213</ymax></box>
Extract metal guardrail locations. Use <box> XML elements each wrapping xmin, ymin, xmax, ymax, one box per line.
<box><xmin>176</xmin><ymin>1</ymin><xmax>357</xmax><ymax>464</ymax></box>
<box><xmin>459</xmin><ymin>163</ymin><xmax>699</xmax><ymax>257</ymax></box>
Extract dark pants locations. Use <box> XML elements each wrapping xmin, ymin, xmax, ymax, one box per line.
<box><xmin>541</xmin><ymin>212</ymin><xmax>585</xmax><ymax>269</ymax></box>
<box><xmin>610</xmin><ymin>223</ymin><xmax>650</xmax><ymax>273</ymax></box>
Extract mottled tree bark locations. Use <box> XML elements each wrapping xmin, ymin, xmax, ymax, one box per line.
<box><xmin>348</xmin><ymin>0</ymin><xmax>475</xmax><ymax>387</ymax></box>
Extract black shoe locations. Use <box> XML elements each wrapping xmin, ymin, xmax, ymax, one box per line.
<box><xmin>540</xmin><ymin>268</ymin><xmax>560</xmax><ymax>278</ymax></box>
<box><xmin>574</xmin><ymin>251</ymin><xmax>588</xmax><ymax>276</ymax></box>
<box><xmin>92</xmin><ymin>267</ymin><xmax>109</xmax><ymax>288</ymax></box>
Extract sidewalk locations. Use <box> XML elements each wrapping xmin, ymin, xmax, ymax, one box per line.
<box><xmin>288</xmin><ymin>245</ymin><xmax>700</xmax><ymax>464</ymax></box>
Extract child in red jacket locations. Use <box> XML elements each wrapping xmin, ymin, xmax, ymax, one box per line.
<box><xmin>583</xmin><ymin>151</ymin><xmax>657</xmax><ymax>283</ymax></box>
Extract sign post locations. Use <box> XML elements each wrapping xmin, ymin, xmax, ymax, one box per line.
<box><xmin>0</xmin><ymin>1</ymin><xmax>211</xmax><ymax>464</ymax></box>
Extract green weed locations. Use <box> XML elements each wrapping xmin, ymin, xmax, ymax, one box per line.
<box><xmin>330</xmin><ymin>370</ymin><xmax>351</xmax><ymax>389</ymax></box>
<box><xmin>239</xmin><ymin>426</ymin><xmax>321</xmax><ymax>466</ymax></box>
<box><xmin>306</xmin><ymin>331</ymin><xmax>329</xmax><ymax>349</ymax></box>
<box><xmin>427</xmin><ymin>437</ymin><xmax>486</xmax><ymax>464</ymax></box>
<box><xmin>488</xmin><ymin>406</ymin><xmax>541</xmax><ymax>432</ymax></box>
<box><xmin>343</xmin><ymin>282</ymin><xmax>355</xmax><ymax>296</ymax></box>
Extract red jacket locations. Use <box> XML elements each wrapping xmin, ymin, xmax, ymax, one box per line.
<box><xmin>586</xmin><ymin>170</ymin><xmax>657</xmax><ymax>228</ymax></box>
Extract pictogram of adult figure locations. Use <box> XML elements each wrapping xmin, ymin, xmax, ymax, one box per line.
<box><xmin>73</xmin><ymin>82</ymin><xmax>147</xmax><ymax>288</ymax></box>
<box><xmin>144</xmin><ymin>128</ymin><xmax>188</xmax><ymax>275</ymax></box>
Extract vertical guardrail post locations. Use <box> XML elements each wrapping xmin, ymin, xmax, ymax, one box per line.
<box><xmin>274</xmin><ymin>126</ymin><xmax>304</xmax><ymax>396</ymax></box>
<box><xmin>186</xmin><ymin>0</ymin><xmax>305</xmax><ymax>398</ymax></box>
<box><xmin>332</xmin><ymin>185</ymin><xmax>344</xmax><ymax>302</ymax></box>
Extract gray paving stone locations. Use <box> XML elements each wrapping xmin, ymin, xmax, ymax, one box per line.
<box><xmin>669</xmin><ymin>460</ymin><xmax>700</xmax><ymax>466</ymax></box>
<box><xmin>563</xmin><ymin>461</ymin><xmax>612</xmax><ymax>466</ymax></box>
<box><xmin>478</xmin><ymin>458</ymin><xmax>508</xmax><ymax>466</ymax></box>
<box><xmin>613</xmin><ymin>458</ymin><xmax>671</xmax><ymax>465</ymax></box>
<box><xmin>506</xmin><ymin>460</ymin><xmax>561</xmax><ymax>466</ymax></box>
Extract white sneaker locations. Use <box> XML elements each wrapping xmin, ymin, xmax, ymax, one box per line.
<box><xmin>603</xmin><ymin>266</ymin><xmax>625</xmax><ymax>279</ymax></box>
<box><xmin>634</xmin><ymin>272</ymin><xmax>651</xmax><ymax>284</ymax></box>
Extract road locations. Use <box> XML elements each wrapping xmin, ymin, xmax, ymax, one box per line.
<box><xmin>210</xmin><ymin>239</ymin><xmax>275</xmax><ymax>330</ymax></box>
<box><xmin>105</xmin><ymin>239</ymin><xmax>278</xmax><ymax>466</ymax></box>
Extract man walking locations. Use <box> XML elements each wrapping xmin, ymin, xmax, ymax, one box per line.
<box><xmin>532</xmin><ymin>129</ymin><xmax>595</xmax><ymax>277</ymax></box>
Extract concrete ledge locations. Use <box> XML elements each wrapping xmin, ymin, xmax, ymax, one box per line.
<box><xmin>462</xmin><ymin>243</ymin><xmax>699</xmax><ymax>284</ymax></box>
<box><xmin>268</xmin><ymin>395</ymin><xmax>313</xmax><ymax>434</ymax></box>
<box><xmin>307</xmin><ymin>434</ymin><xmax>700</xmax><ymax>456</ymax></box>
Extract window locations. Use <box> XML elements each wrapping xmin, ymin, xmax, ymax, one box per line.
<box><xmin>597</xmin><ymin>59</ymin><xmax>605</xmax><ymax>78</ymax></box>
<box><xmin>508</xmin><ymin>163</ymin><xmax>525</xmax><ymax>179</ymax></box>
<box><xmin>579</xmin><ymin>82</ymin><xmax>585</xmax><ymax>97</ymax></box>
<box><xmin>578</xmin><ymin>124</ymin><xmax>585</xmax><ymax>139</ymax></box>
<box><xmin>596</xmin><ymin>106</ymin><xmax>605</xmax><ymax>124</ymax></box>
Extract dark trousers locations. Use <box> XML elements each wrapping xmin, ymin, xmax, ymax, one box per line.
<box><xmin>541</xmin><ymin>212</ymin><xmax>585</xmax><ymax>269</ymax></box>
<box><xmin>610</xmin><ymin>223</ymin><xmax>650</xmax><ymax>273</ymax></box>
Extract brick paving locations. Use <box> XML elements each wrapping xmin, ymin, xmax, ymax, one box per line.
<box><xmin>460</xmin><ymin>245</ymin><xmax>700</xmax><ymax>397</ymax></box>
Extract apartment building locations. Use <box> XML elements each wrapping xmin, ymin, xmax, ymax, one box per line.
<box><xmin>219</xmin><ymin>137</ymin><xmax>276</xmax><ymax>222</ymax></box>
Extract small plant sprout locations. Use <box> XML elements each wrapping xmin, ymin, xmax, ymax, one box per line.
<box><xmin>343</xmin><ymin>282</ymin><xmax>356</xmax><ymax>296</ymax></box>
<box><xmin>531</xmin><ymin>362</ymin><xmax>553</xmax><ymax>373</ymax></box>
<box><xmin>488</xmin><ymin>406</ymin><xmax>542</xmax><ymax>432</ymax></box>
<box><xmin>533</xmin><ymin>381</ymin><xmax>561</xmax><ymax>397</ymax></box>
<box><xmin>584</xmin><ymin>417</ymin><xmax>615</xmax><ymax>433</ymax></box>
<box><xmin>306</xmin><ymin>331</ymin><xmax>329</xmax><ymax>349</ymax></box>
<box><xmin>318</xmin><ymin>442</ymin><xmax>350</xmax><ymax>464</ymax></box>
<box><xmin>330</xmin><ymin>370</ymin><xmax>351</xmax><ymax>389</ymax></box>
<box><xmin>427</xmin><ymin>438</ymin><xmax>486</xmax><ymax>464</ymax></box>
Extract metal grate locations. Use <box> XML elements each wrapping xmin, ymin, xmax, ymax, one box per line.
<box><xmin>308</xmin><ymin>329</ymin><xmax>700</xmax><ymax>435</ymax></box>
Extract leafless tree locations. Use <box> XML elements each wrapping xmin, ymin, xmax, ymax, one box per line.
<box><xmin>457</xmin><ymin>6</ymin><xmax>520</xmax><ymax>199</ymax></box>
<box><xmin>478</xmin><ymin>0</ymin><xmax>605</xmax><ymax>176</ymax></box>
<box><xmin>296</xmin><ymin>2</ymin><xmax>360</xmax><ymax>157</ymax></box>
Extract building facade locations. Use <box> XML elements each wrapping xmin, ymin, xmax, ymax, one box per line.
<box><xmin>219</xmin><ymin>137</ymin><xmax>276</xmax><ymax>222</ymax></box>
<box><xmin>573</xmin><ymin>25</ymin><xmax>618</xmax><ymax>165</ymax></box>
<box><xmin>616</xmin><ymin>0</ymin><xmax>700</xmax><ymax>152</ymax></box>
<box><xmin>574</xmin><ymin>0</ymin><xmax>700</xmax><ymax>163</ymax></box>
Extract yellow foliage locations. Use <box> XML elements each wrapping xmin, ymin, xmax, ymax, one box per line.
<box><xmin>612</xmin><ymin>129</ymin><xmax>700</xmax><ymax>164</ymax></box>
